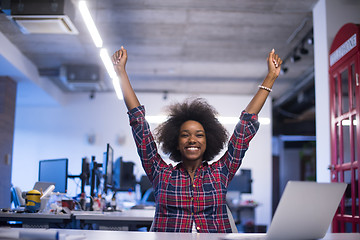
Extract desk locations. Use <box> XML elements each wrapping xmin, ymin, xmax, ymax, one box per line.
<box><xmin>0</xmin><ymin>212</ymin><xmax>73</xmax><ymax>228</ymax></box>
<box><xmin>73</xmin><ymin>209</ymin><xmax>155</xmax><ymax>230</ymax></box>
<box><xmin>0</xmin><ymin>228</ymin><xmax>359</xmax><ymax>240</ymax></box>
<box><xmin>0</xmin><ymin>209</ymin><xmax>154</xmax><ymax>230</ymax></box>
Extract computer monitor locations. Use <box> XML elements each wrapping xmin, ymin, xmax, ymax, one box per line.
<box><xmin>103</xmin><ymin>143</ymin><xmax>114</xmax><ymax>192</ymax></box>
<box><xmin>38</xmin><ymin>158</ymin><xmax>68</xmax><ymax>193</ymax></box>
<box><xmin>113</xmin><ymin>157</ymin><xmax>136</xmax><ymax>191</ymax></box>
<box><xmin>80</xmin><ymin>157</ymin><xmax>90</xmax><ymax>193</ymax></box>
<box><xmin>228</xmin><ymin>169</ymin><xmax>252</xmax><ymax>194</ymax></box>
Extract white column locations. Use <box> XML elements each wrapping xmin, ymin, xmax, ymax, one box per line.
<box><xmin>313</xmin><ymin>0</ymin><xmax>360</xmax><ymax>183</ymax></box>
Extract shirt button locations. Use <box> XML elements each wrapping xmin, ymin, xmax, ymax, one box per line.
<box><xmin>191</xmin><ymin>197</ymin><xmax>194</xmax><ymax>201</ymax></box>
<box><xmin>191</xmin><ymin>212</ymin><xmax>194</xmax><ymax>215</ymax></box>
<box><xmin>193</xmin><ymin>184</ymin><xmax>196</xmax><ymax>188</ymax></box>
<box><xmin>196</xmin><ymin>226</ymin><xmax>200</xmax><ymax>230</ymax></box>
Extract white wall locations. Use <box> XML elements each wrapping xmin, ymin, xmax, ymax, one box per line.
<box><xmin>12</xmin><ymin>90</ymin><xmax>273</xmax><ymax>226</ymax></box>
<box><xmin>313</xmin><ymin>0</ymin><xmax>360</xmax><ymax>183</ymax></box>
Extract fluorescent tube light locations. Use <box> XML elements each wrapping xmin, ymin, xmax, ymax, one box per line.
<box><xmin>79</xmin><ymin>1</ymin><xmax>122</xmax><ymax>100</ymax></box>
<box><xmin>100</xmin><ymin>48</ymin><xmax>123</xmax><ymax>100</ymax></box>
<box><xmin>112</xmin><ymin>77</ymin><xmax>123</xmax><ymax>100</ymax></box>
<box><xmin>218</xmin><ymin>116</ymin><xmax>239</xmax><ymax>125</ymax></box>
<box><xmin>218</xmin><ymin>116</ymin><xmax>270</xmax><ymax>125</ymax></box>
<box><xmin>78</xmin><ymin>1</ymin><xmax>103</xmax><ymax>48</ymax></box>
<box><xmin>259</xmin><ymin>117</ymin><xmax>271</xmax><ymax>125</ymax></box>
<box><xmin>145</xmin><ymin>116</ymin><xmax>168</xmax><ymax>124</ymax></box>
<box><xmin>100</xmin><ymin>48</ymin><xmax>117</xmax><ymax>79</ymax></box>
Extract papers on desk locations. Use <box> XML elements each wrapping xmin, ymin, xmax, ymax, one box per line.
<box><xmin>220</xmin><ymin>233</ymin><xmax>266</xmax><ymax>240</ymax></box>
<box><xmin>0</xmin><ymin>228</ymin><xmax>86</xmax><ymax>240</ymax></box>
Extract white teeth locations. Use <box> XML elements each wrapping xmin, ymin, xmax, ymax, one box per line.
<box><xmin>186</xmin><ymin>147</ymin><xmax>198</xmax><ymax>151</ymax></box>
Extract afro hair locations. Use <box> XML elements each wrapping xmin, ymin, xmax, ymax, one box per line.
<box><xmin>154</xmin><ymin>98</ymin><xmax>228</xmax><ymax>162</ymax></box>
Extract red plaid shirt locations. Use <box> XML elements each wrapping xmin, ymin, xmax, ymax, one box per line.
<box><xmin>128</xmin><ymin>105</ymin><xmax>259</xmax><ymax>233</ymax></box>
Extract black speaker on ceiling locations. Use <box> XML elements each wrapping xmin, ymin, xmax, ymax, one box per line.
<box><xmin>11</xmin><ymin>0</ymin><xmax>66</xmax><ymax>15</ymax></box>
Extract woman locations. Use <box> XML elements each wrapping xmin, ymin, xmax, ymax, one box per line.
<box><xmin>112</xmin><ymin>47</ymin><xmax>282</xmax><ymax>232</ymax></box>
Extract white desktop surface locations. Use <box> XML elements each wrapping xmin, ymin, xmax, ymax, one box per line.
<box><xmin>0</xmin><ymin>228</ymin><xmax>359</xmax><ymax>240</ymax></box>
<box><xmin>222</xmin><ymin>232</ymin><xmax>360</xmax><ymax>240</ymax></box>
<box><xmin>73</xmin><ymin>209</ymin><xmax>155</xmax><ymax>221</ymax></box>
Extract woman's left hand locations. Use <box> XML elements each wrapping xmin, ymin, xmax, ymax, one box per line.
<box><xmin>267</xmin><ymin>49</ymin><xmax>283</xmax><ymax>78</ymax></box>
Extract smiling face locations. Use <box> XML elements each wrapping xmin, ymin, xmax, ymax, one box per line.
<box><xmin>178</xmin><ymin>120</ymin><xmax>207</xmax><ymax>163</ymax></box>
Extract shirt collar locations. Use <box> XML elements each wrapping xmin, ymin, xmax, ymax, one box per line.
<box><xmin>175</xmin><ymin>161</ymin><xmax>209</xmax><ymax>172</ymax></box>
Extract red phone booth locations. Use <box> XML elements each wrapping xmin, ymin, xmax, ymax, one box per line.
<box><xmin>329</xmin><ymin>23</ymin><xmax>360</xmax><ymax>232</ymax></box>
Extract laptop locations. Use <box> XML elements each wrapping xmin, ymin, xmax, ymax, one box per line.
<box><xmin>223</xmin><ymin>181</ymin><xmax>347</xmax><ymax>240</ymax></box>
<box><xmin>33</xmin><ymin>181</ymin><xmax>55</xmax><ymax>193</ymax></box>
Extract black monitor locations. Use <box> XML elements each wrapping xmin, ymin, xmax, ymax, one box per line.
<box><xmin>103</xmin><ymin>143</ymin><xmax>114</xmax><ymax>192</ymax></box>
<box><xmin>228</xmin><ymin>169</ymin><xmax>252</xmax><ymax>194</ymax></box>
<box><xmin>38</xmin><ymin>158</ymin><xmax>68</xmax><ymax>193</ymax></box>
<box><xmin>113</xmin><ymin>157</ymin><xmax>136</xmax><ymax>191</ymax></box>
<box><xmin>81</xmin><ymin>157</ymin><xmax>90</xmax><ymax>193</ymax></box>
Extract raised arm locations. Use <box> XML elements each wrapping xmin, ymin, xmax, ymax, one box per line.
<box><xmin>245</xmin><ymin>49</ymin><xmax>282</xmax><ymax>114</ymax></box>
<box><xmin>112</xmin><ymin>46</ymin><xmax>140</xmax><ymax>111</ymax></box>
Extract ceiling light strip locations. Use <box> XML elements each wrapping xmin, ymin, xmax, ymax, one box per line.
<box><xmin>100</xmin><ymin>48</ymin><xmax>123</xmax><ymax>100</ymax></box>
<box><xmin>100</xmin><ymin>48</ymin><xmax>117</xmax><ymax>79</ymax></box>
<box><xmin>79</xmin><ymin>1</ymin><xmax>123</xmax><ymax>100</ymax></box>
<box><xmin>78</xmin><ymin>1</ymin><xmax>103</xmax><ymax>48</ymax></box>
<box><xmin>112</xmin><ymin>78</ymin><xmax>123</xmax><ymax>100</ymax></box>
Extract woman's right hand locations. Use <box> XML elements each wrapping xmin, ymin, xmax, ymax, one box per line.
<box><xmin>111</xmin><ymin>46</ymin><xmax>141</xmax><ymax>110</ymax></box>
<box><xmin>112</xmin><ymin>46</ymin><xmax>127</xmax><ymax>73</ymax></box>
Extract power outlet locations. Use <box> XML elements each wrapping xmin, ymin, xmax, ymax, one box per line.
<box><xmin>4</xmin><ymin>153</ymin><xmax>11</xmax><ymax>165</ymax></box>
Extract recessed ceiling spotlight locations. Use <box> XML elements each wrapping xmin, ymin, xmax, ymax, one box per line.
<box><xmin>299</xmin><ymin>42</ymin><xmax>309</xmax><ymax>55</ymax></box>
<box><xmin>290</xmin><ymin>49</ymin><xmax>301</xmax><ymax>63</ymax></box>
<box><xmin>280</xmin><ymin>67</ymin><xmax>288</xmax><ymax>75</ymax></box>
<box><xmin>307</xmin><ymin>37</ymin><xmax>314</xmax><ymax>45</ymax></box>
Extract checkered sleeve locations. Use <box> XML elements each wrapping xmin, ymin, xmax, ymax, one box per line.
<box><xmin>127</xmin><ymin>105</ymin><xmax>167</xmax><ymax>185</ymax></box>
<box><xmin>217</xmin><ymin>110</ymin><xmax>259</xmax><ymax>187</ymax></box>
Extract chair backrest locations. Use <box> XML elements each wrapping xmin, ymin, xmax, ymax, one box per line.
<box><xmin>226</xmin><ymin>205</ymin><xmax>238</xmax><ymax>233</ymax></box>
<box><xmin>11</xmin><ymin>186</ymin><xmax>25</xmax><ymax>207</ymax></box>
<box><xmin>141</xmin><ymin>188</ymin><xmax>155</xmax><ymax>202</ymax></box>
<box><xmin>149</xmin><ymin>205</ymin><xmax>238</xmax><ymax>233</ymax></box>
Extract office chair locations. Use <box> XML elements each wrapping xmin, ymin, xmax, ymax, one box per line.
<box><xmin>148</xmin><ymin>205</ymin><xmax>238</xmax><ymax>233</ymax></box>
<box><xmin>226</xmin><ymin>205</ymin><xmax>238</xmax><ymax>233</ymax></box>
<box><xmin>141</xmin><ymin>188</ymin><xmax>155</xmax><ymax>202</ymax></box>
<box><xmin>11</xmin><ymin>186</ymin><xmax>26</xmax><ymax>208</ymax></box>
